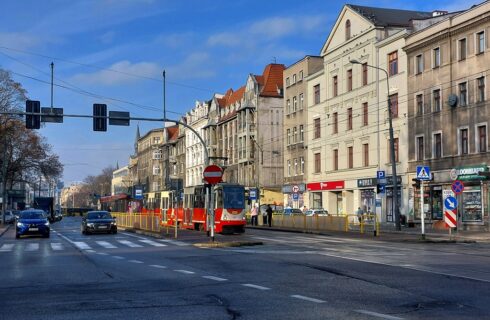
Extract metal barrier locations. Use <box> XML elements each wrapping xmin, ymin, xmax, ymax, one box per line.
<box><xmin>112</xmin><ymin>212</ymin><xmax>161</xmax><ymax>233</ymax></box>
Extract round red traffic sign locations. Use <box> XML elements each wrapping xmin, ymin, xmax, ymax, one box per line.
<box><xmin>203</xmin><ymin>165</ymin><xmax>223</xmax><ymax>184</ymax></box>
<box><xmin>451</xmin><ymin>180</ymin><xmax>464</xmax><ymax>194</ymax></box>
<box><xmin>292</xmin><ymin>185</ymin><xmax>299</xmax><ymax>193</ymax></box>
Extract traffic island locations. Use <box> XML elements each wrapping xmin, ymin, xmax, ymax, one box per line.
<box><xmin>193</xmin><ymin>241</ymin><xmax>263</xmax><ymax>248</ymax></box>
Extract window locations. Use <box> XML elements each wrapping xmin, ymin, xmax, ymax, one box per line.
<box><xmin>478</xmin><ymin>125</ymin><xmax>487</xmax><ymax>152</ymax></box>
<box><xmin>153</xmin><ymin>165</ymin><xmax>160</xmax><ymax>175</ymax></box>
<box><xmin>433</xmin><ymin>47</ymin><xmax>440</xmax><ymax>68</ymax></box>
<box><xmin>363</xmin><ymin>103</ymin><xmax>368</xmax><ymax>126</ymax></box>
<box><xmin>299</xmin><ymin>125</ymin><xmax>304</xmax><ymax>142</ymax></box>
<box><xmin>478</xmin><ymin>77</ymin><xmax>485</xmax><ymax>102</ymax></box>
<box><xmin>389</xmin><ymin>51</ymin><xmax>398</xmax><ymax>76</ymax></box>
<box><xmin>416</xmin><ymin>136</ymin><xmax>424</xmax><ymax>160</ymax></box>
<box><xmin>287</xmin><ymin>128</ymin><xmax>291</xmax><ymax>145</ymax></box>
<box><xmin>433</xmin><ymin>89</ymin><xmax>441</xmax><ymax>112</ymax></box>
<box><xmin>152</xmin><ymin>149</ymin><xmax>162</xmax><ymax>159</ymax></box>
<box><xmin>416</xmin><ymin>94</ymin><xmax>424</xmax><ymax>115</ymax></box>
<box><xmin>347</xmin><ymin>108</ymin><xmax>353</xmax><ymax>130</ymax></box>
<box><xmin>299</xmin><ymin>70</ymin><xmax>304</xmax><ymax>81</ymax></box>
<box><xmin>286</xmin><ymin>77</ymin><xmax>290</xmax><ymax>87</ymax></box>
<box><xmin>363</xmin><ymin>143</ymin><xmax>369</xmax><ymax>167</ymax></box>
<box><xmin>292</xmin><ymin>96</ymin><xmax>297</xmax><ymax>112</ymax></box>
<box><xmin>333</xmin><ymin>112</ymin><xmax>338</xmax><ymax>134</ymax></box>
<box><xmin>348</xmin><ymin>146</ymin><xmax>353</xmax><ymax>168</ymax></box>
<box><xmin>333</xmin><ymin>149</ymin><xmax>338</xmax><ymax>171</ymax></box>
<box><xmin>314</xmin><ymin>84</ymin><xmax>320</xmax><ymax>104</ymax></box>
<box><xmin>300</xmin><ymin>157</ymin><xmax>304</xmax><ymax>174</ymax></box>
<box><xmin>477</xmin><ymin>31</ymin><xmax>485</xmax><ymax>54</ymax></box>
<box><xmin>459</xmin><ymin>38</ymin><xmax>467</xmax><ymax>60</ymax></box>
<box><xmin>345</xmin><ymin>19</ymin><xmax>351</xmax><ymax>41</ymax></box>
<box><xmin>433</xmin><ymin>133</ymin><xmax>442</xmax><ymax>158</ymax></box>
<box><xmin>292</xmin><ymin>127</ymin><xmax>297</xmax><ymax>143</ymax></box>
<box><xmin>294</xmin><ymin>158</ymin><xmax>298</xmax><ymax>175</ymax></box>
<box><xmin>459</xmin><ymin>82</ymin><xmax>467</xmax><ymax>106</ymax></box>
<box><xmin>460</xmin><ymin>128</ymin><xmax>468</xmax><ymax>155</ymax></box>
<box><xmin>362</xmin><ymin>63</ymin><xmax>368</xmax><ymax>86</ymax></box>
<box><xmin>390</xmin><ymin>94</ymin><xmax>398</xmax><ymax>118</ymax></box>
<box><xmin>287</xmin><ymin>160</ymin><xmax>291</xmax><ymax>176</ymax></box>
<box><xmin>314</xmin><ymin>118</ymin><xmax>321</xmax><ymax>139</ymax></box>
<box><xmin>416</xmin><ymin>54</ymin><xmax>423</xmax><ymax>74</ymax></box>
<box><xmin>299</xmin><ymin>93</ymin><xmax>304</xmax><ymax>109</ymax></box>
<box><xmin>314</xmin><ymin>153</ymin><xmax>321</xmax><ymax>173</ymax></box>
<box><xmin>333</xmin><ymin>76</ymin><xmax>338</xmax><ymax>97</ymax></box>
<box><xmin>389</xmin><ymin>138</ymin><xmax>399</xmax><ymax>162</ymax></box>
<box><xmin>286</xmin><ymin>99</ymin><xmax>291</xmax><ymax>114</ymax></box>
<box><xmin>347</xmin><ymin>69</ymin><xmax>353</xmax><ymax>91</ymax></box>
<box><xmin>153</xmin><ymin>137</ymin><xmax>160</xmax><ymax>144</ymax></box>
<box><xmin>293</xmin><ymin>74</ymin><xmax>296</xmax><ymax>84</ymax></box>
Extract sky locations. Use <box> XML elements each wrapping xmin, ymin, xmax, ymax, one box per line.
<box><xmin>0</xmin><ymin>0</ymin><xmax>470</xmax><ymax>186</ymax></box>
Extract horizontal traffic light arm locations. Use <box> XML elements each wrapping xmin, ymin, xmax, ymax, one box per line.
<box><xmin>1</xmin><ymin>111</ymin><xmax>167</xmax><ymax>122</ymax></box>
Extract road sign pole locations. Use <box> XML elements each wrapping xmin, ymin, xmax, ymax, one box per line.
<box><xmin>210</xmin><ymin>187</ymin><xmax>215</xmax><ymax>242</ymax></box>
<box><xmin>420</xmin><ymin>180</ymin><xmax>425</xmax><ymax>240</ymax></box>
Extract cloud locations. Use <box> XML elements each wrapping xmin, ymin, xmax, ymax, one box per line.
<box><xmin>154</xmin><ymin>32</ymin><xmax>195</xmax><ymax>49</ymax></box>
<box><xmin>207</xmin><ymin>32</ymin><xmax>242</xmax><ymax>47</ymax></box>
<box><xmin>98</xmin><ymin>31</ymin><xmax>116</xmax><ymax>44</ymax></box>
<box><xmin>0</xmin><ymin>32</ymin><xmax>46</xmax><ymax>50</ymax></box>
<box><xmin>166</xmin><ymin>52</ymin><xmax>215</xmax><ymax>80</ymax></box>
<box><xmin>70</xmin><ymin>60</ymin><xmax>161</xmax><ymax>86</ymax></box>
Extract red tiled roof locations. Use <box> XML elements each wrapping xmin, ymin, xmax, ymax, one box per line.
<box><xmin>258</xmin><ymin>63</ymin><xmax>285</xmax><ymax>97</ymax></box>
<box><xmin>226</xmin><ymin>86</ymin><xmax>245</xmax><ymax>106</ymax></box>
<box><xmin>166</xmin><ymin>126</ymin><xmax>179</xmax><ymax>141</ymax></box>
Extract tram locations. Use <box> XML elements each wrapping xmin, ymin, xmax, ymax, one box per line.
<box><xmin>163</xmin><ymin>183</ymin><xmax>246</xmax><ymax>234</ymax></box>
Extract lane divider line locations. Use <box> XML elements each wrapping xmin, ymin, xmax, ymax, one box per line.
<box><xmin>149</xmin><ymin>264</ymin><xmax>167</xmax><ymax>269</ymax></box>
<box><xmin>96</xmin><ymin>252</ymin><xmax>108</xmax><ymax>256</ymax></box>
<box><xmin>128</xmin><ymin>260</ymin><xmax>144</xmax><ymax>264</ymax></box>
<box><xmin>112</xmin><ymin>256</ymin><xmax>125</xmax><ymax>259</ymax></box>
<box><xmin>202</xmin><ymin>276</ymin><xmax>227</xmax><ymax>282</ymax></box>
<box><xmin>290</xmin><ymin>295</ymin><xmax>325</xmax><ymax>303</ymax></box>
<box><xmin>241</xmin><ymin>284</ymin><xmax>270</xmax><ymax>290</ymax></box>
<box><xmin>174</xmin><ymin>269</ymin><xmax>195</xmax><ymax>274</ymax></box>
<box><xmin>354</xmin><ymin>310</ymin><xmax>404</xmax><ymax>320</ymax></box>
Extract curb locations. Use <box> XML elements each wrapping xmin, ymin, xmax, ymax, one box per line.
<box><xmin>0</xmin><ymin>225</ymin><xmax>10</xmax><ymax>237</ymax></box>
<box><xmin>120</xmin><ymin>227</ymin><xmax>164</xmax><ymax>239</ymax></box>
<box><xmin>193</xmin><ymin>241</ymin><xmax>263</xmax><ymax>248</ymax></box>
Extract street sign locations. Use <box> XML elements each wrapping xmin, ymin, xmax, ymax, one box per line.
<box><xmin>451</xmin><ymin>180</ymin><xmax>464</xmax><ymax>194</ymax></box>
<box><xmin>41</xmin><ymin>107</ymin><xmax>64</xmax><ymax>123</ymax></box>
<box><xmin>445</xmin><ymin>210</ymin><xmax>457</xmax><ymax>228</ymax></box>
<box><xmin>377</xmin><ymin>170</ymin><xmax>385</xmax><ymax>179</ymax></box>
<box><xmin>444</xmin><ymin>196</ymin><xmax>457</xmax><ymax>210</ymax></box>
<box><xmin>109</xmin><ymin>111</ymin><xmax>130</xmax><ymax>126</ymax></box>
<box><xmin>203</xmin><ymin>165</ymin><xmax>223</xmax><ymax>184</ymax></box>
<box><xmin>249</xmin><ymin>189</ymin><xmax>257</xmax><ymax>200</ymax></box>
<box><xmin>292</xmin><ymin>185</ymin><xmax>300</xmax><ymax>193</ymax></box>
<box><xmin>416</xmin><ymin>166</ymin><xmax>431</xmax><ymax>180</ymax></box>
<box><xmin>292</xmin><ymin>193</ymin><xmax>299</xmax><ymax>201</ymax></box>
<box><xmin>377</xmin><ymin>184</ymin><xmax>385</xmax><ymax>194</ymax></box>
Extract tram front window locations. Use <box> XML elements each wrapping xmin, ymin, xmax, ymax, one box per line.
<box><xmin>223</xmin><ymin>187</ymin><xmax>245</xmax><ymax>209</ymax></box>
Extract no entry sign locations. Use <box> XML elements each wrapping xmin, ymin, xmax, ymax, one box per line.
<box><xmin>203</xmin><ymin>165</ymin><xmax>223</xmax><ymax>184</ymax></box>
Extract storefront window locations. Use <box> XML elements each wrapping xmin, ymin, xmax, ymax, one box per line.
<box><xmin>312</xmin><ymin>192</ymin><xmax>322</xmax><ymax>209</ymax></box>
<box><xmin>360</xmin><ymin>189</ymin><xmax>375</xmax><ymax>213</ymax></box>
<box><xmin>386</xmin><ymin>187</ymin><xmax>402</xmax><ymax>222</ymax></box>
<box><xmin>462</xmin><ymin>187</ymin><xmax>483</xmax><ymax>222</ymax></box>
<box><xmin>431</xmin><ymin>186</ymin><xmax>443</xmax><ymax>220</ymax></box>
<box><xmin>414</xmin><ymin>186</ymin><xmax>430</xmax><ymax>220</ymax></box>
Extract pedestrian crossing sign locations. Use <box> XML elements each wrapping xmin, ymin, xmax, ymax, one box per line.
<box><xmin>416</xmin><ymin>166</ymin><xmax>431</xmax><ymax>180</ymax></box>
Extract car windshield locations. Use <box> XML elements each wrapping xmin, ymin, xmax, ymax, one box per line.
<box><xmin>20</xmin><ymin>211</ymin><xmax>45</xmax><ymax>219</ymax></box>
<box><xmin>87</xmin><ymin>212</ymin><xmax>112</xmax><ymax>219</ymax></box>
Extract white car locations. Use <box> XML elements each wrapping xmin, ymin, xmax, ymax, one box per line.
<box><xmin>305</xmin><ymin>209</ymin><xmax>329</xmax><ymax>217</ymax></box>
<box><xmin>1</xmin><ymin>211</ymin><xmax>15</xmax><ymax>224</ymax></box>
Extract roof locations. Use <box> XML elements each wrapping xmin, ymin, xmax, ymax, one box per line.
<box><xmin>166</xmin><ymin>126</ymin><xmax>179</xmax><ymax>142</ymax></box>
<box><xmin>347</xmin><ymin>4</ymin><xmax>433</xmax><ymax>27</ymax></box>
<box><xmin>256</xmin><ymin>63</ymin><xmax>285</xmax><ymax>97</ymax></box>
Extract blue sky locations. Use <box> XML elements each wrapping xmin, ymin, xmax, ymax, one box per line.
<box><xmin>0</xmin><ymin>0</ymin><xmax>469</xmax><ymax>185</ymax></box>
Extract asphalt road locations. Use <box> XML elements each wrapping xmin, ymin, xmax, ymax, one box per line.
<box><xmin>1</xmin><ymin>217</ymin><xmax>490</xmax><ymax>319</ymax></box>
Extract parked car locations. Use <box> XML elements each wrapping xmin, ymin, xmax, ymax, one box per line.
<box><xmin>54</xmin><ymin>210</ymin><xmax>63</xmax><ymax>222</ymax></box>
<box><xmin>305</xmin><ymin>209</ymin><xmax>329</xmax><ymax>217</ymax></box>
<box><xmin>81</xmin><ymin>211</ymin><xmax>117</xmax><ymax>235</ymax></box>
<box><xmin>283</xmin><ymin>208</ymin><xmax>304</xmax><ymax>215</ymax></box>
<box><xmin>1</xmin><ymin>211</ymin><xmax>15</xmax><ymax>224</ymax></box>
<box><xmin>16</xmin><ymin>209</ymin><xmax>50</xmax><ymax>238</ymax></box>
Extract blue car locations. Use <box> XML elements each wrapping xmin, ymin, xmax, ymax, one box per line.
<box><xmin>16</xmin><ymin>209</ymin><xmax>50</xmax><ymax>239</ymax></box>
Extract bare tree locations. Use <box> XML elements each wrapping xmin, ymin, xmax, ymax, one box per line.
<box><xmin>71</xmin><ymin>166</ymin><xmax>115</xmax><ymax>208</ymax></box>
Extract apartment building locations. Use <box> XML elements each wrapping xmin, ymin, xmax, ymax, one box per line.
<box><xmin>111</xmin><ymin>165</ymin><xmax>130</xmax><ymax>195</ymax></box>
<box><xmin>185</xmin><ymin>101</ymin><xmax>209</xmax><ymax>187</ymax></box>
<box><xmin>309</xmin><ymin>4</ymin><xmax>432</xmax><ymax>220</ymax></box>
<box><xmin>283</xmin><ymin>56</ymin><xmax>323</xmax><ymax>209</ymax></box>
<box><xmin>404</xmin><ymin>2</ymin><xmax>490</xmax><ymax>229</ymax></box>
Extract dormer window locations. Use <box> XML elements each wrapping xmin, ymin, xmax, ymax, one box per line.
<box><xmin>345</xmin><ymin>20</ymin><xmax>351</xmax><ymax>41</ymax></box>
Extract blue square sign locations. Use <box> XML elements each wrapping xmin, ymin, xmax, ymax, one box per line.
<box><xmin>416</xmin><ymin>166</ymin><xmax>431</xmax><ymax>181</ymax></box>
<box><xmin>377</xmin><ymin>170</ymin><xmax>385</xmax><ymax>179</ymax></box>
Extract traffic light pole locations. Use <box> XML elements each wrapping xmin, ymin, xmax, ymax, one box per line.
<box><xmin>420</xmin><ymin>180</ymin><xmax>425</xmax><ymax>240</ymax></box>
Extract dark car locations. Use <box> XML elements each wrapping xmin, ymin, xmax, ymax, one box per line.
<box><xmin>54</xmin><ymin>210</ymin><xmax>63</xmax><ymax>222</ymax></box>
<box><xmin>81</xmin><ymin>211</ymin><xmax>117</xmax><ymax>235</ymax></box>
<box><xmin>16</xmin><ymin>209</ymin><xmax>50</xmax><ymax>239</ymax></box>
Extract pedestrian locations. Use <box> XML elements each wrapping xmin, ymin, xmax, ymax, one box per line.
<box><xmin>250</xmin><ymin>203</ymin><xmax>258</xmax><ymax>226</ymax></box>
<box><xmin>356</xmin><ymin>207</ymin><xmax>363</xmax><ymax>223</ymax></box>
<box><xmin>266</xmin><ymin>205</ymin><xmax>273</xmax><ymax>227</ymax></box>
<box><xmin>108</xmin><ymin>206</ymin><xmax>113</xmax><ymax>213</ymax></box>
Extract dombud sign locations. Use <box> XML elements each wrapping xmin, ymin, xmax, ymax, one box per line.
<box><xmin>450</xmin><ymin>166</ymin><xmax>489</xmax><ymax>181</ymax></box>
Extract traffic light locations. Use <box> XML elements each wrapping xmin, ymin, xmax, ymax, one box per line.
<box><xmin>412</xmin><ymin>178</ymin><xmax>420</xmax><ymax>188</ymax></box>
<box><xmin>26</xmin><ymin>100</ymin><xmax>41</xmax><ymax>129</ymax></box>
<box><xmin>376</xmin><ymin>184</ymin><xmax>384</xmax><ymax>193</ymax></box>
<box><xmin>93</xmin><ymin>103</ymin><xmax>107</xmax><ymax>131</ymax></box>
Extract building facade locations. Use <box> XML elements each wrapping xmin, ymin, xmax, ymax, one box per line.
<box><xmin>185</xmin><ymin>101</ymin><xmax>209</xmax><ymax>187</ymax></box>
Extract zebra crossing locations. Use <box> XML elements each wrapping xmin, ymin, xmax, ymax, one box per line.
<box><xmin>0</xmin><ymin>238</ymin><xmax>190</xmax><ymax>253</ymax></box>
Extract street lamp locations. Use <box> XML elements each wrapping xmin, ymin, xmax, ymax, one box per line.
<box><xmin>350</xmin><ymin>59</ymin><xmax>401</xmax><ymax>231</ymax></box>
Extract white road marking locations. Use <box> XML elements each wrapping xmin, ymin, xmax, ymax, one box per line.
<box><xmin>242</xmin><ymin>284</ymin><xmax>270</xmax><ymax>290</ymax></box>
<box><xmin>96</xmin><ymin>252</ymin><xmax>108</xmax><ymax>256</ymax></box>
<box><xmin>158</xmin><ymin>239</ymin><xmax>190</xmax><ymax>246</ymax></box>
<box><xmin>25</xmin><ymin>243</ymin><xmax>39</xmax><ymax>251</ymax></box>
<box><xmin>73</xmin><ymin>242</ymin><xmax>92</xmax><ymax>250</ymax></box>
<box><xmin>354</xmin><ymin>310</ymin><xmax>404</xmax><ymax>320</ymax></box>
<box><xmin>121</xmin><ymin>232</ymin><xmax>147</xmax><ymax>240</ymax></box>
<box><xmin>117</xmin><ymin>240</ymin><xmax>143</xmax><ymax>248</ymax></box>
<box><xmin>139</xmin><ymin>239</ymin><xmax>167</xmax><ymax>247</ymax></box>
<box><xmin>149</xmin><ymin>264</ymin><xmax>167</xmax><ymax>269</ymax></box>
<box><xmin>85</xmin><ymin>250</ymin><xmax>96</xmax><ymax>253</ymax></box>
<box><xmin>202</xmin><ymin>276</ymin><xmax>227</xmax><ymax>282</ymax></box>
<box><xmin>96</xmin><ymin>241</ymin><xmax>117</xmax><ymax>249</ymax></box>
<box><xmin>50</xmin><ymin>243</ymin><xmax>64</xmax><ymax>251</ymax></box>
<box><xmin>290</xmin><ymin>295</ymin><xmax>325</xmax><ymax>303</ymax></box>
<box><xmin>112</xmin><ymin>256</ymin><xmax>125</xmax><ymax>259</ymax></box>
<box><xmin>0</xmin><ymin>244</ymin><xmax>14</xmax><ymax>252</ymax></box>
<box><xmin>129</xmin><ymin>259</ymin><xmax>144</xmax><ymax>264</ymax></box>
<box><xmin>174</xmin><ymin>269</ymin><xmax>195</xmax><ymax>274</ymax></box>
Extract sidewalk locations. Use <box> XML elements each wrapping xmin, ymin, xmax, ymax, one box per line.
<box><xmin>0</xmin><ymin>224</ymin><xmax>10</xmax><ymax>237</ymax></box>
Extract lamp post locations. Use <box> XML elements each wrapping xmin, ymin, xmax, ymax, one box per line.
<box><xmin>251</xmin><ymin>137</ymin><xmax>263</xmax><ymax>223</ymax></box>
<box><xmin>350</xmin><ymin>59</ymin><xmax>401</xmax><ymax>231</ymax></box>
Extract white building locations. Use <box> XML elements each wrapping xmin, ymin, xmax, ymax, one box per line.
<box><xmin>185</xmin><ymin>101</ymin><xmax>209</xmax><ymax>187</ymax></box>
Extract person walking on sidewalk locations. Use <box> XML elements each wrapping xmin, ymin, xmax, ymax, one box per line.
<box><xmin>250</xmin><ymin>203</ymin><xmax>258</xmax><ymax>226</ymax></box>
<box><xmin>266</xmin><ymin>205</ymin><xmax>273</xmax><ymax>227</ymax></box>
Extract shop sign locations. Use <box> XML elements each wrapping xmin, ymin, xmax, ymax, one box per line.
<box><xmin>450</xmin><ymin>166</ymin><xmax>489</xmax><ymax>181</ymax></box>
<box><xmin>282</xmin><ymin>183</ymin><xmax>306</xmax><ymax>194</ymax></box>
<box><xmin>357</xmin><ymin>178</ymin><xmax>376</xmax><ymax>188</ymax></box>
<box><xmin>307</xmin><ymin>180</ymin><xmax>344</xmax><ymax>191</ymax></box>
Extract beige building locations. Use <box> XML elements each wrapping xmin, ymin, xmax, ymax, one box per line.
<box><xmin>111</xmin><ymin>165</ymin><xmax>130</xmax><ymax>195</ymax></box>
<box><xmin>308</xmin><ymin>4</ymin><xmax>432</xmax><ymax>220</ymax></box>
<box><xmin>185</xmin><ymin>101</ymin><xmax>209</xmax><ymax>187</ymax></box>
<box><xmin>283</xmin><ymin>56</ymin><xmax>323</xmax><ymax>209</ymax></box>
<box><xmin>404</xmin><ymin>2</ymin><xmax>490</xmax><ymax>229</ymax></box>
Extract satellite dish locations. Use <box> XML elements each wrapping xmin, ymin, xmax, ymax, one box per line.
<box><xmin>448</xmin><ymin>94</ymin><xmax>458</xmax><ymax>107</ymax></box>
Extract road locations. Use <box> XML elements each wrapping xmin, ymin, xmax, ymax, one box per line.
<box><xmin>1</xmin><ymin>217</ymin><xmax>490</xmax><ymax>319</ymax></box>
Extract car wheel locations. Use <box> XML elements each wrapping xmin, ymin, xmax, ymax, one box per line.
<box><xmin>43</xmin><ymin>233</ymin><xmax>50</xmax><ymax>238</ymax></box>
<box><xmin>112</xmin><ymin>229</ymin><xmax>117</xmax><ymax>234</ymax></box>
<box><xmin>15</xmin><ymin>233</ymin><xmax>20</xmax><ymax>239</ymax></box>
